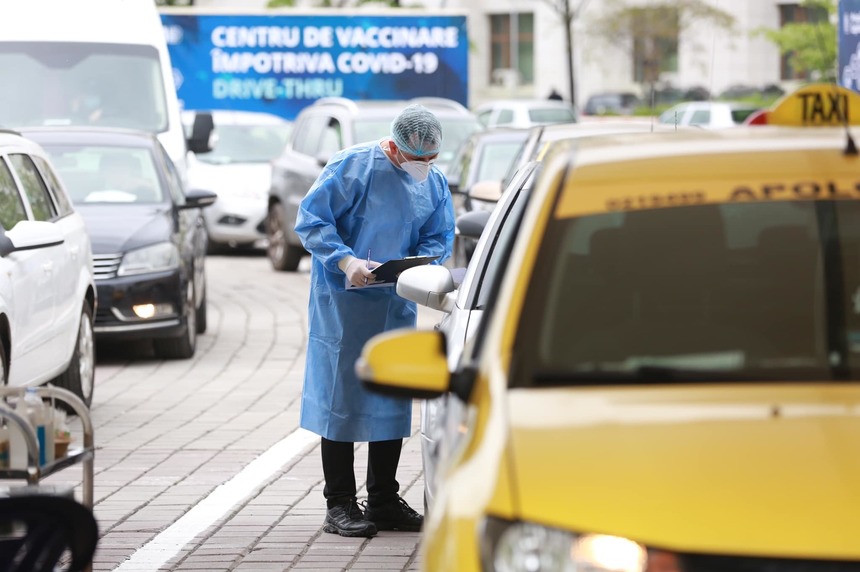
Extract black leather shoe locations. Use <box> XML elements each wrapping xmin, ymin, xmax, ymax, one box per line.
<box><xmin>365</xmin><ymin>496</ymin><xmax>423</xmax><ymax>532</ymax></box>
<box><xmin>323</xmin><ymin>500</ymin><xmax>378</xmax><ymax>537</ymax></box>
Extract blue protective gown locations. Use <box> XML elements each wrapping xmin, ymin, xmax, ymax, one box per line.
<box><xmin>294</xmin><ymin>141</ymin><xmax>455</xmax><ymax>442</ymax></box>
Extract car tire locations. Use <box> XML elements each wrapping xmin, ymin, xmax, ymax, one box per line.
<box><xmin>266</xmin><ymin>203</ymin><xmax>302</xmax><ymax>272</ymax></box>
<box><xmin>153</xmin><ymin>279</ymin><xmax>196</xmax><ymax>360</ymax></box>
<box><xmin>196</xmin><ymin>282</ymin><xmax>207</xmax><ymax>335</ymax></box>
<box><xmin>52</xmin><ymin>303</ymin><xmax>95</xmax><ymax>409</ymax></box>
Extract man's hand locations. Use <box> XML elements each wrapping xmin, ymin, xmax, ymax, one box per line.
<box><xmin>341</xmin><ymin>256</ymin><xmax>380</xmax><ymax>288</ymax></box>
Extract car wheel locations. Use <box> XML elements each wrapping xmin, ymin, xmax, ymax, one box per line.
<box><xmin>266</xmin><ymin>203</ymin><xmax>302</xmax><ymax>272</ymax></box>
<box><xmin>196</xmin><ymin>281</ymin><xmax>207</xmax><ymax>335</ymax></box>
<box><xmin>153</xmin><ymin>279</ymin><xmax>196</xmax><ymax>359</ymax></box>
<box><xmin>52</xmin><ymin>303</ymin><xmax>95</xmax><ymax>409</ymax></box>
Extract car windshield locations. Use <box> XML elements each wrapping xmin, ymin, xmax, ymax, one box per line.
<box><xmin>198</xmin><ymin>124</ymin><xmax>292</xmax><ymax>165</ymax></box>
<box><xmin>516</xmin><ymin>200</ymin><xmax>860</xmax><ymax>385</ymax></box>
<box><xmin>42</xmin><ymin>145</ymin><xmax>163</xmax><ymax>204</ymax></box>
<box><xmin>0</xmin><ymin>42</ymin><xmax>168</xmax><ymax>132</ymax></box>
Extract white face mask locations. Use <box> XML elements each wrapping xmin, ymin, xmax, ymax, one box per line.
<box><xmin>397</xmin><ymin>150</ymin><xmax>433</xmax><ymax>183</ymax></box>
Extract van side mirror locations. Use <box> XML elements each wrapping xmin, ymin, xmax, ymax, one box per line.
<box><xmin>187</xmin><ymin>112</ymin><xmax>215</xmax><ymax>154</ymax></box>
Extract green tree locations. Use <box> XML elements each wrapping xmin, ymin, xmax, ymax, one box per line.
<box><xmin>758</xmin><ymin>0</ymin><xmax>836</xmax><ymax>81</ymax></box>
<box><xmin>589</xmin><ymin>0</ymin><xmax>735</xmax><ymax>94</ymax></box>
<box><xmin>541</xmin><ymin>0</ymin><xmax>591</xmax><ymax>109</ymax></box>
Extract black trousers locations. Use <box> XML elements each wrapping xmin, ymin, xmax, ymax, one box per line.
<box><xmin>321</xmin><ymin>437</ymin><xmax>402</xmax><ymax>509</ymax></box>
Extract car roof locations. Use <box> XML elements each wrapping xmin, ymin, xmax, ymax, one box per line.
<box><xmin>18</xmin><ymin>126</ymin><xmax>159</xmax><ymax>148</ymax></box>
<box><xmin>0</xmin><ymin>129</ymin><xmax>52</xmax><ymax>155</ymax></box>
<box><xmin>666</xmin><ymin>101</ymin><xmax>760</xmax><ymax>111</ymax></box>
<box><xmin>183</xmin><ymin>110</ymin><xmax>290</xmax><ymax>126</ymax></box>
<box><xmin>475</xmin><ymin>99</ymin><xmax>574</xmax><ymax>109</ymax></box>
<box><xmin>542</xmin><ymin>127</ymin><xmax>860</xmax><ymax>218</ymax></box>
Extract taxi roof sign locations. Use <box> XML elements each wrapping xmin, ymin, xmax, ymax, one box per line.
<box><xmin>753</xmin><ymin>83</ymin><xmax>860</xmax><ymax>127</ymax></box>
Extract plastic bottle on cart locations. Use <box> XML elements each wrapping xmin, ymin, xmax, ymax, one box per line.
<box><xmin>0</xmin><ymin>425</ymin><xmax>8</xmax><ymax>469</ymax></box>
<box><xmin>22</xmin><ymin>388</ymin><xmax>54</xmax><ymax>465</ymax></box>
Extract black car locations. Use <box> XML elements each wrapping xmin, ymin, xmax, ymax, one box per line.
<box><xmin>21</xmin><ymin>127</ymin><xmax>216</xmax><ymax>359</ymax></box>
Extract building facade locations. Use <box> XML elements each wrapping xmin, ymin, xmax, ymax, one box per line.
<box><xmin>185</xmin><ymin>0</ymin><xmax>811</xmax><ymax>110</ymax></box>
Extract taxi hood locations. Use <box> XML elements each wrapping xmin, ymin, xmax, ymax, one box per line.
<box><xmin>502</xmin><ymin>384</ymin><xmax>860</xmax><ymax>559</ymax></box>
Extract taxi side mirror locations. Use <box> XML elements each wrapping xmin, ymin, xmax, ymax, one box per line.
<box><xmin>356</xmin><ymin>329</ymin><xmax>450</xmax><ymax>399</ymax></box>
<box><xmin>396</xmin><ymin>265</ymin><xmax>456</xmax><ymax>313</ymax></box>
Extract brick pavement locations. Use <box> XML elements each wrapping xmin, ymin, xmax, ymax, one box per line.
<box><xmin>39</xmin><ymin>254</ymin><xmax>436</xmax><ymax>571</ymax></box>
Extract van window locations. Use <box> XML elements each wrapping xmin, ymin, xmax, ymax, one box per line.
<box><xmin>517</xmin><ymin>201</ymin><xmax>860</xmax><ymax>385</ymax></box>
<box><xmin>0</xmin><ymin>42</ymin><xmax>167</xmax><ymax>132</ymax></box>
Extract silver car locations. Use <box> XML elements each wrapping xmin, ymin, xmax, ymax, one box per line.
<box><xmin>184</xmin><ymin>110</ymin><xmax>292</xmax><ymax>253</ymax></box>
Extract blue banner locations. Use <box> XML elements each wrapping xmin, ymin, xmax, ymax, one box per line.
<box><xmin>840</xmin><ymin>0</ymin><xmax>860</xmax><ymax>92</ymax></box>
<box><xmin>160</xmin><ymin>13</ymin><xmax>469</xmax><ymax>120</ymax></box>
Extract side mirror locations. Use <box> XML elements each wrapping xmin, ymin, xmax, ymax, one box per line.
<box><xmin>187</xmin><ymin>112</ymin><xmax>215</xmax><ymax>154</ymax></box>
<box><xmin>181</xmin><ymin>189</ymin><xmax>218</xmax><ymax>209</ymax></box>
<box><xmin>356</xmin><ymin>329</ymin><xmax>450</xmax><ymax>399</ymax></box>
<box><xmin>396</xmin><ymin>265</ymin><xmax>457</xmax><ymax>313</ymax></box>
<box><xmin>1</xmin><ymin>221</ymin><xmax>64</xmax><ymax>256</ymax></box>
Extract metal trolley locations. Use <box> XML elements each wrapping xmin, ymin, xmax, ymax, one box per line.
<box><xmin>0</xmin><ymin>385</ymin><xmax>94</xmax><ymax>508</ymax></box>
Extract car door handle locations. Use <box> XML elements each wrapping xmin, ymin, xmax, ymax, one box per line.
<box><xmin>68</xmin><ymin>245</ymin><xmax>80</xmax><ymax>259</ymax></box>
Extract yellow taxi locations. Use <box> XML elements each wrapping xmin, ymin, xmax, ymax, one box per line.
<box><xmin>358</xmin><ymin>84</ymin><xmax>860</xmax><ymax>571</ymax></box>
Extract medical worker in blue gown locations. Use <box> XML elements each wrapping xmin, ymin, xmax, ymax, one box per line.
<box><xmin>294</xmin><ymin>104</ymin><xmax>455</xmax><ymax>538</ymax></box>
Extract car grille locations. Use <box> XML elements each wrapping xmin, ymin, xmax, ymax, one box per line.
<box><xmin>92</xmin><ymin>253</ymin><xmax>122</xmax><ymax>280</ymax></box>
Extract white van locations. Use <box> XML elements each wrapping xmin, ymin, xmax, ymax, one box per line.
<box><xmin>0</xmin><ymin>0</ymin><xmax>211</xmax><ymax>175</ymax></box>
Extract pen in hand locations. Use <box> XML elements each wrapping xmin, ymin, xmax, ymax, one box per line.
<box><xmin>365</xmin><ymin>248</ymin><xmax>371</xmax><ymax>286</ymax></box>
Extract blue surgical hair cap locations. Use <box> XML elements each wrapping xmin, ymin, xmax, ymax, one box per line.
<box><xmin>391</xmin><ymin>104</ymin><xmax>442</xmax><ymax>157</ymax></box>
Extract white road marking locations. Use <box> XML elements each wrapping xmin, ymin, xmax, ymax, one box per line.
<box><xmin>113</xmin><ymin>428</ymin><xmax>318</xmax><ymax>571</ymax></box>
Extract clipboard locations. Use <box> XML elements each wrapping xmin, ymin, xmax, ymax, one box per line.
<box><xmin>345</xmin><ymin>255</ymin><xmax>439</xmax><ymax>289</ymax></box>
<box><xmin>371</xmin><ymin>255</ymin><xmax>439</xmax><ymax>282</ymax></box>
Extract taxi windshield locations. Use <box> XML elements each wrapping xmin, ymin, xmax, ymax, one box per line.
<box><xmin>516</xmin><ymin>200</ymin><xmax>860</xmax><ymax>385</ymax></box>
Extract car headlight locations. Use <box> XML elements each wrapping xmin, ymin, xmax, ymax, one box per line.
<box><xmin>117</xmin><ymin>243</ymin><xmax>180</xmax><ymax>276</ymax></box>
<box><xmin>482</xmin><ymin>517</ymin><xmax>647</xmax><ymax>572</ymax></box>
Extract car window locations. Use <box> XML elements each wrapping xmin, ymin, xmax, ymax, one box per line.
<box><xmin>32</xmin><ymin>155</ymin><xmax>74</xmax><ymax>217</ymax></box>
<box><xmin>196</xmin><ymin>124</ymin><xmax>291</xmax><ymax>164</ymax></box>
<box><xmin>690</xmin><ymin>109</ymin><xmax>711</xmax><ymax>125</ymax></box>
<box><xmin>353</xmin><ymin>119</ymin><xmax>395</xmax><ymax>145</ymax></box>
<box><xmin>516</xmin><ymin>200</ymin><xmax>860</xmax><ymax>385</ymax></box>
<box><xmin>473</xmin><ymin>171</ymin><xmax>535</xmax><ymax>311</ymax></box>
<box><xmin>293</xmin><ymin>115</ymin><xmax>327</xmax><ymax>156</ymax></box>
<box><xmin>476</xmin><ymin>110</ymin><xmax>492</xmax><ymax>127</ymax></box>
<box><xmin>9</xmin><ymin>153</ymin><xmax>56</xmax><ymax>221</ymax></box>
<box><xmin>495</xmin><ymin>109</ymin><xmax>514</xmax><ymax>126</ymax></box>
<box><xmin>528</xmin><ymin>108</ymin><xmax>576</xmax><ymax>123</ymax></box>
<box><xmin>0</xmin><ymin>157</ymin><xmax>28</xmax><ymax>230</ymax></box>
<box><xmin>659</xmin><ymin>108</ymin><xmax>684</xmax><ymax>125</ymax></box>
<box><xmin>318</xmin><ymin>117</ymin><xmax>343</xmax><ymax>158</ymax></box>
<box><xmin>458</xmin><ymin>162</ymin><xmax>538</xmax><ymax>311</ymax></box>
<box><xmin>159</xmin><ymin>145</ymin><xmax>185</xmax><ymax>206</ymax></box>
